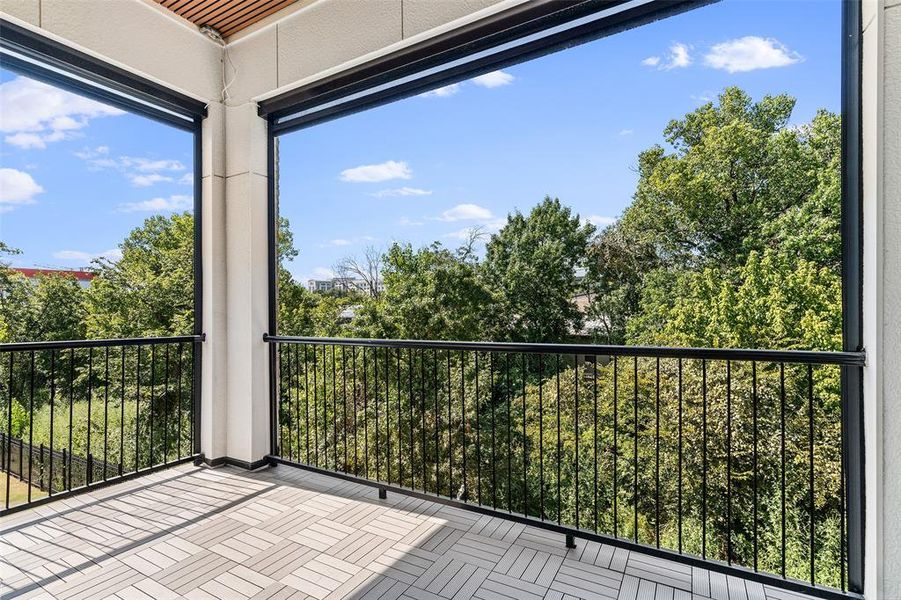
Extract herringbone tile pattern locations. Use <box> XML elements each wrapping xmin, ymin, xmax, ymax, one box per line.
<box><xmin>0</xmin><ymin>465</ymin><xmax>818</xmax><ymax>600</ymax></box>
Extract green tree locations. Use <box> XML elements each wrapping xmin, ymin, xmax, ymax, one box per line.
<box><xmin>588</xmin><ymin>88</ymin><xmax>841</xmax><ymax>343</ymax></box>
<box><xmin>85</xmin><ymin>213</ymin><xmax>194</xmax><ymax>337</ymax></box>
<box><xmin>353</xmin><ymin>239</ymin><xmax>494</xmax><ymax>341</ymax></box>
<box><xmin>483</xmin><ymin>197</ymin><xmax>595</xmax><ymax>343</ymax></box>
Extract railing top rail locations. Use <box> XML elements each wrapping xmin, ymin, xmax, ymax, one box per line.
<box><xmin>263</xmin><ymin>334</ymin><xmax>865</xmax><ymax>366</ymax></box>
<box><xmin>0</xmin><ymin>334</ymin><xmax>205</xmax><ymax>353</ymax></box>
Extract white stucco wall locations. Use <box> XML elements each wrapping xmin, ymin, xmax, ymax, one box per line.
<box><xmin>875</xmin><ymin>0</ymin><xmax>900</xmax><ymax>598</ymax></box>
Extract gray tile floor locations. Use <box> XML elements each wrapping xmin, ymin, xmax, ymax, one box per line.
<box><xmin>0</xmin><ymin>464</ymin><xmax>819</xmax><ymax>600</ymax></box>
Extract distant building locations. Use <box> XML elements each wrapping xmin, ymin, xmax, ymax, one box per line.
<box><xmin>11</xmin><ymin>267</ymin><xmax>95</xmax><ymax>289</ymax></box>
<box><xmin>307</xmin><ymin>277</ymin><xmax>383</xmax><ymax>295</ymax></box>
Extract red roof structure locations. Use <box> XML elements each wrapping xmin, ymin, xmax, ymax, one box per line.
<box><xmin>11</xmin><ymin>268</ymin><xmax>95</xmax><ymax>282</ymax></box>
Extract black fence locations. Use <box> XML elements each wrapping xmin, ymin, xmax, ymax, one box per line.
<box><xmin>0</xmin><ymin>432</ymin><xmax>120</xmax><ymax>493</ymax></box>
<box><xmin>1</xmin><ymin>335</ymin><xmax>202</xmax><ymax>513</ymax></box>
<box><xmin>265</xmin><ymin>335</ymin><xmax>865</xmax><ymax>599</ymax></box>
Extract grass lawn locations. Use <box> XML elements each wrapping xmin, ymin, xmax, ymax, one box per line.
<box><xmin>0</xmin><ymin>475</ymin><xmax>47</xmax><ymax>508</ymax></box>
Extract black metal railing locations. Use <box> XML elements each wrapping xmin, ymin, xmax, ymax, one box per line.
<box><xmin>0</xmin><ymin>335</ymin><xmax>202</xmax><ymax>513</ymax></box>
<box><xmin>265</xmin><ymin>335</ymin><xmax>865</xmax><ymax>598</ymax></box>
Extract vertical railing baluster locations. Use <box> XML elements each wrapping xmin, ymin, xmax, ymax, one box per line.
<box><xmin>727</xmin><ymin>359</ymin><xmax>732</xmax><ymax>564</ymax></box>
<box><xmin>135</xmin><ymin>346</ymin><xmax>141</xmax><ymax>472</ymax></box>
<box><xmin>344</xmin><ymin>346</ymin><xmax>349</xmax><ymax>473</ymax></box>
<box><xmin>678</xmin><ymin>358</ymin><xmax>683</xmax><ymax>553</ymax></box>
<box><xmin>149</xmin><ymin>345</ymin><xmax>156</xmax><ymax>468</ymax></box>
<box><xmin>506</xmin><ymin>353</ymin><xmax>512</xmax><ymax>513</ymax></box>
<box><xmin>780</xmin><ymin>362</ymin><xmax>787</xmax><ymax>578</ymax></box>
<box><xmin>163</xmin><ymin>344</ymin><xmax>170</xmax><ymax>466</ymax></box>
<box><xmin>475</xmin><ymin>352</ymin><xmax>481</xmax><ymax>505</ymax></box>
<box><xmin>121</xmin><ymin>346</ymin><xmax>127</xmax><ymax>471</ymax></box>
<box><xmin>521</xmin><ymin>353</ymin><xmax>527</xmax><ymax>517</ymax></box>
<box><xmin>701</xmin><ymin>359</ymin><xmax>707</xmax><ymax>560</ymax></box>
<box><xmin>841</xmin><ymin>372</ymin><xmax>847</xmax><ymax>591</ymax></box>
<box><xmin>752</xmin><ymin>361</ymin><xmax>758</xmax><ymax>572</ymax></box>
<box><xmin>409</xmin><ymin>348</ymin><xmax>415</xmax><ymax>490</ymax></box>
<box><xmin>27</xmin><ymin>351</ymin><xmax>35</xmax><ymax>501</ymax></box>
<box><xmin>322</xmin><ymin>344</ymin><xmax>329</xmax><ymax>469</ymax></box>
<box><xmin>69</xmin><ymin>348</ymin><xmax>74</xmax><ymax>490</ymax></box>
<box><xmin>613</xmin><ymin>356</ymin><xmax>618</xmax><ymax>538</ymax></box>
<box><xmin>448</xmin><ymin>350</ymin><xmax>454</xmax><ymax>499</ymax></box>
<box><xmin>434</xmin><ymin>349</ymin><xmax>440</xmax><ymax>495</ymax></box>
<box><xmin>633</xmin><ymin>356</ymin><xmax>638</xmax><ymax>542</ymax></box>
<box><xmin>293</xmin><ymin>344</ymin><xmax>300</xmax><ymax>462</ymax></box>
<box><xmin>87</xmin><ymin>348</ymin><xmax>93</xmax><ymax>484</ymax></box>
<box><xmin>594</xmin><ymin>356</ymin><xmax>599</xmax><ymax>533</ymax></box>
<box><xmin>373</xmin><ymin>346</ymin><xmax>379</xmax><ymax>481</ymax></box>
<box><xmin>575</xmin><ymin>356</ymin><xmax>580</xmax><ymax>528</ymax></box>
<box><xmin>104</xmin><ymin>346</ymin><xmax>110</xmax><ymax>478</ymax></box>
<box><xmin>314</xmin><ymin>345</ymin><xmax>320</xmax><ymax>468</ymax></box>
<box><xmin>490</xmin><ymin>352</ymin><xmax>496</xmax><ymax>509</ymax></box>
<box><xmin>539</xmin><ymin>354</ymin><xmax>544</xmax><ymax>521</ymax></box>
<box><xmin>555</xmin><ymin>354</ymin><xmax>561</xmax><ymax>525</ymax></box>
<box><xmin>353</xmin><ymin>346</ymin><xmax>358</xmax><ymax>477</ymax></box>
<box><xmin>334</xmin><ymin>346</ymin><xmax>339</xmax><ymax>472</ymax></box>
<box><xmin>397</xmin><ymin>348</ymin><xmax>403</xmax><ymax>485</ymax></box>
<box><xmin>655</xmin><ymin>357</ymin><xmax>660</xmax><ymax>548</ymax></box>
<box><xmin>304</xmin><ymin>344</ymin><xmax>310</xmax><ymax>464</ymax></box>
<box><xmin>808</xmin><ymin>364</ymin><xmax>815</xmax><ymax>585</ymax></box>
<box><xmin>463</xmin><ymin>351</ymin><xmax>468</xmax><ymax>502</ymax></box>
<box><xmin>362</xmin><ymin>347</ymin><xmax>368</xmax><ymax>479</ymax></box>
<box><xmin>420</xmin><ymin>349</ymin><xmax>427</xmax><ymax>493</ymax></box>
<box><xmin>385</xmin><ymin>347</ymin><xmax>391</xmax><ymax>484</ymax></box>
<box><xmin>6</xmin><ymin>352</ymin><xmax>14</xmax><ymax>509</ymax></box>
<box><xmin>49</xmin><ymin>350</ymin><xmax>56</xmax><ymax>495</ymax></box>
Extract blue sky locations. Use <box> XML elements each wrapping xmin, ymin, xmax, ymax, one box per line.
<box><xmin>0</xmin><ymin>0</ymin><xmax>840</xmax><ymax>281</ymax></box>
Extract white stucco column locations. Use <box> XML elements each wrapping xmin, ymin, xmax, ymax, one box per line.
<box><xmin>200</xmin><ymin>100</ymin><xmax>228</xmax><ymax>462</ymax></box>
<box><xmin>863</xmin><ymin>0</ymin><xmax>898</xmax><ymax>597</ymax></box>
<box><xmin>223</xmin><ymin>102</ymin><xmax>272</xmax><ymax>466</ymax></box>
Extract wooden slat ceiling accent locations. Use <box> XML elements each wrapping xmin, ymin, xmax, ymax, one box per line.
<box><xmin>156</xmin><ymin>0</ymin><xmax>299</xmax><ymax>38</ymax></box>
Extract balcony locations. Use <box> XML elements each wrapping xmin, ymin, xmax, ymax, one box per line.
<box><xmin>0</xmin><ymin>0</ymin><xmax>898</xmax><ymax>598</ymax></box>
<box><xmin>2</xmin><ymin>462</ymin><xmax>824</xmax><ymax>600</ymax></box>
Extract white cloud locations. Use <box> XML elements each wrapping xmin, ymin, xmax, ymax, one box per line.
<box><xmin>438</xmin><ymin>203</ymin><xmax>493</xmax><ymax>222</ymax></box>
<box><xmin>371</xmin><ymin>187</ymin><xmax>432</xmax><ymax>198</ymax></box>
<box><xmin>327</xmin><ymin>239</ymin><xmax>352</xmax><ymax>246</ymax></box>
<box><xmin>124</xmin><ymin>158</ymin><xmax>185</xmax><ymax>172</ymax></box>
<box><xmin>0</xmin><ymin>168</ymin><xmax>44</xmax><ymax>212</ymax></box>
<box><xmin>4</xmin><ymin>132</ymin><xmax>47</xmax><ymax>149</ymax></box>
<box><xmin>340</xmin><ymin>160</ymin><xmax>412</xmax><ymax>183</ymax></box>
<box><xmin>618</xmin><ymin>129</ymin><xmax>633</xmax><ymax>136</ymax></box>
<box><xmin>0</xmin><ymin>76</ymin><xmax>123</xmax><ymax>149</ymax></box>
<box><xmin>665</xmin><ymin>43</ymin><xmax>692</xmax><ymax>69</ymax></box>
<box><xmin>116</xmin><ymin>194</ymin><xmax>192</xmax><ymax>213</ymax></box>
<box><xmin>645</xmin><ymin>44</ymin><xmax>692</xmax><ymax>70</ymax></box>
<box><xmin>130</xmin><ymin>174</ymin><xmax>174</xmax><ymax>187</ymax></box>
<box><xmin>178</xmin><ymin>173</ymin><xmax>194</xmax><ymax>185</ymax></box>
<box><xmin>472</xmin><ymin>70</ymin><xmax>515</xmax><ymax>88</ymax></box>
<box><xmin>74</xmin><ymin>146</ymin><xmax>109</xmax><ymax>160</ymax></box>
<box><xmin>586</xmin><ymin>215</ymin><xmax>617</xmax><ymax>227</ymax></box>
<box><xmin>398</xmin><ymin>217</ymin><xmax>424</xmax><ymax>226</ymax></box>
<box><xmin>53</xmin><ymin>248</ymin><xmax>122</xmax><ymax>262</ymax></box>
<box><xmin>704</xmin><ymin>36</ymin><xmax>802</xmax><ymax>73</ymax></box>
<box><xmin>420</xmin><ymin>83</ymin><xmax>461</xmax><ymax>98</ymax></box>
<box><xmin>75</xmin><ymin>148</ymin><xmax>186</xmax><ymax>187</ymax></box>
